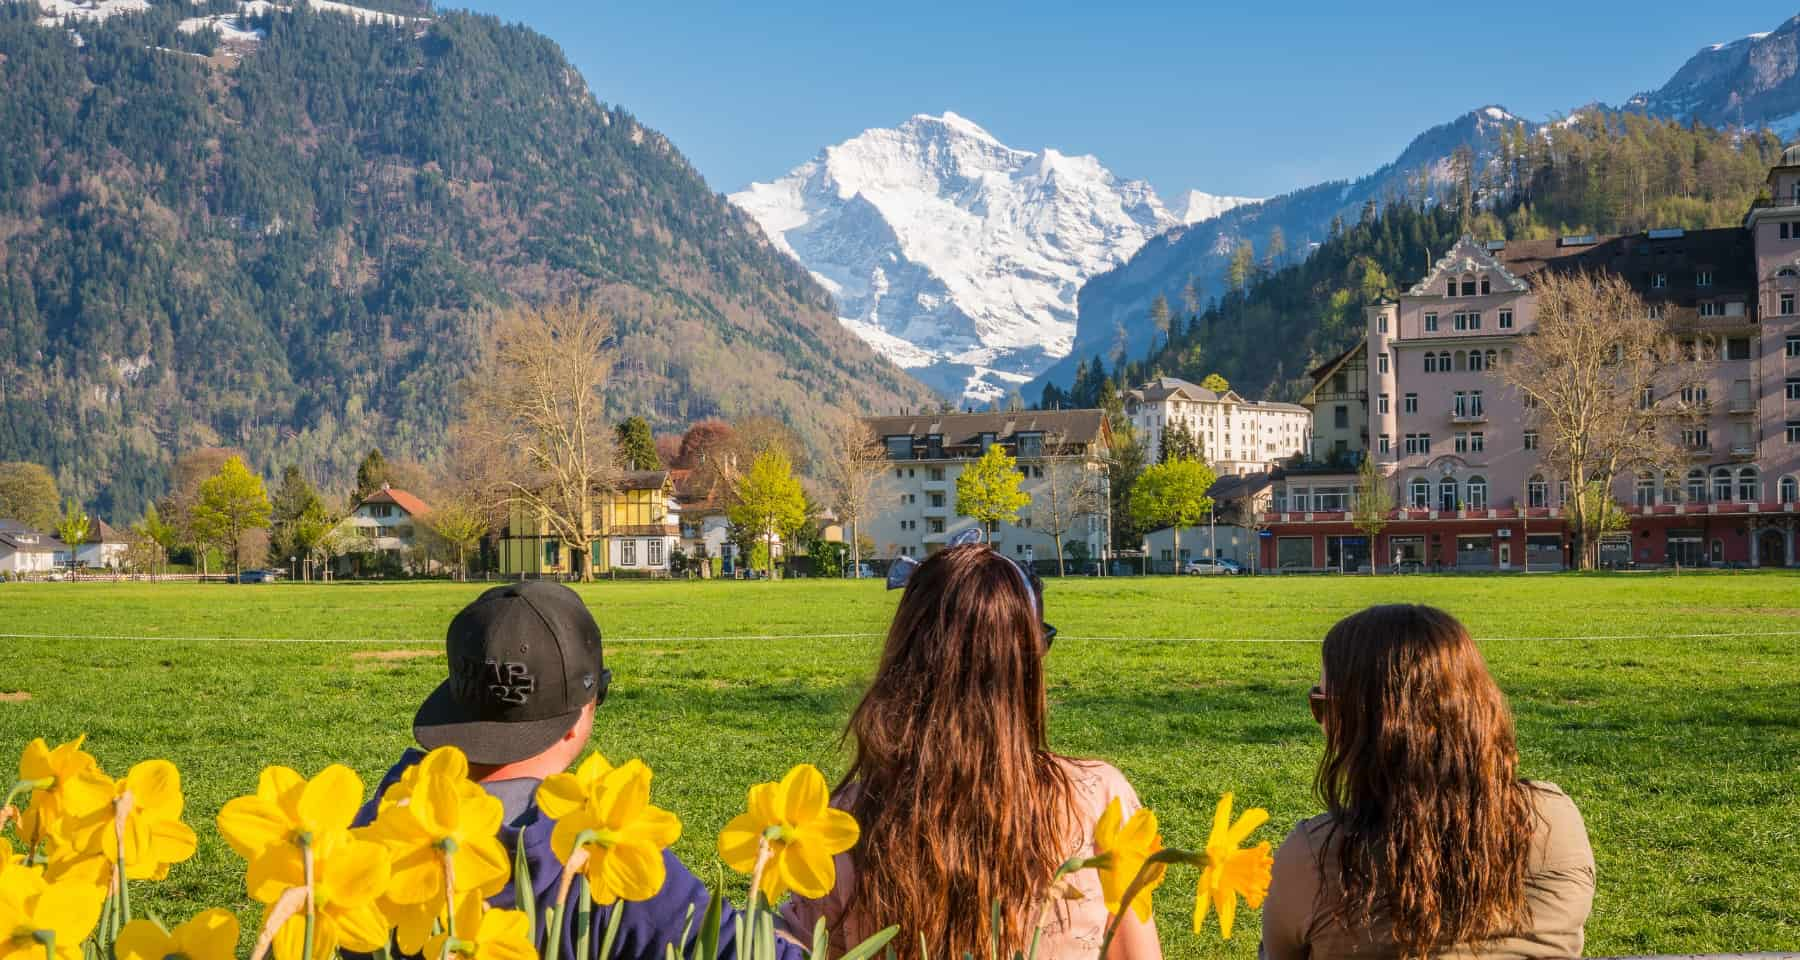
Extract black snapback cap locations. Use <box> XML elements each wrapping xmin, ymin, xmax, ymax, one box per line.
<box><xmin>413</xmin><ymin>581</ymin><xmax>611</xmax><ymax>765</ymax></box>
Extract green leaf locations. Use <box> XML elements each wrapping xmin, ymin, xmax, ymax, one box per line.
<box><xmin>513</xmin><ymin>830</ymin><xmax>537</xmax><ymax>945</ymax></box>
<box><xmin>810</xmin><ymin>916</ymin><xmax>829</xmax><ymax>960</ymax></box>
<box><xmin>596</xmin><ymin>899</ymin><xmax>626</xmax><ymax>960</ymax></box>
<box><xmin>836</xmin><ymin>926</ymin><xmax>900</xmax><ymax>960</ymax></box>
<box><xmin>691</xmin><ymin>889</ymin><xmax>723</xmax><ymax>960</ymax></box>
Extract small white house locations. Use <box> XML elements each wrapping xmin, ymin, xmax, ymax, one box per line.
<box><xmin>0</xmin><ymin>521</ymin><xmax>63</xmax><ymax>575</ymax></box>
<box><xmin>337</xmin><ymin>484</ymin><xmax>435</xmax><ymax>572</ymax></box>
<box><xmin>69</xmin><ymin>520</ymin><xmax>130</xmax><ymax>570</ymax></box>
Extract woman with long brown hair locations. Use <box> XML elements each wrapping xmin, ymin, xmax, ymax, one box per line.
<box><xmin>784</xmin><ymin>544</ymin><xmax>1160</xmax><ymax>960</ymax></box>
<box><xmin>1260</xmin><ymin>604</ymin><xmax>1594</xmax><ymax>960</ymax></box>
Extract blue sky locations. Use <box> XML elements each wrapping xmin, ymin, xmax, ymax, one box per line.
<box><xmin>456</xmin><ymin>1</ymin><xmax>1798</xmax><ymax>201</ymax></box>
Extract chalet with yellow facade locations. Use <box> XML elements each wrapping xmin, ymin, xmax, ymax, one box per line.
<box><xmin>496</xmin><ymin>470</ymin><xmax>682</xmax><ymax>577</ymax></box>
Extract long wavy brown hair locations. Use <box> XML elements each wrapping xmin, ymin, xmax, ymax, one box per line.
<box><xmin>838</xmin><ymin>544</ymin><xmax>1075</xmax><ymax>959</ymax></box>
<box><xmin>1315</xmin><ymin>605</ymin><xmax>1536</xmax><ymax>959</ymax></box>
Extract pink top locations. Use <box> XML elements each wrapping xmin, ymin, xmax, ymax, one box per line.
<box><xmin>782</xmin><ymin>758</ymin><xmax>1142</xmax><ymax>960</ymax></box>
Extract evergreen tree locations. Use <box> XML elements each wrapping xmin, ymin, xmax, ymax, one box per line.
<box><xmin>615</xmin><ymin>416</ymin><xmax>662</xmax><ymax>471</ymax></box>
<box><xmin>354</xmin><ymin>449</ymin><xmax>390</xmax><ymax>502</ymax></box>
<box><xmin>269</xmin><ymin>465</ymin><xmax>325</xmax><ymax>561</ymax></box>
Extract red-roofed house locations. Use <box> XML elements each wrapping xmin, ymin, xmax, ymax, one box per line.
<box><xmin>339</xmin><ymin>484</ymin><xmax>435</xmax><ymax>573</ymax></box>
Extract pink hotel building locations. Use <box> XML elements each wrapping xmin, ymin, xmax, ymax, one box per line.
<box><xmin>1259</xmin><ymin>147</ymin><xmax>1800</xmax><ymax>571</ymax></box>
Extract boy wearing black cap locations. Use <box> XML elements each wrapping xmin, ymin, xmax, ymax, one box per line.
<box><xmin>356</xmin><ymin>581</ymin><xmax>790</xmax><ymax>960</ymax></box>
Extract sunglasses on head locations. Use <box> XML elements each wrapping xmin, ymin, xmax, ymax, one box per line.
<box><xmin>887</xmin><ymin>529</ymin><xmax>1057</xmax><ymax>651</ymax></box>
<box><xmin>1308</xmin><ymin>685</ymin><xmax>1329</xmax><ymax>724</ymax></box>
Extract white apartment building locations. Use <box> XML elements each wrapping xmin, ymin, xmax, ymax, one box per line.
<box><xmin>863</xmin><ymin>410</ymin><xmax>1112</xmax><ymax>568</ymax></box>
<box><xmin>1122</xmin><ymin>378</ymin><xmax>1311</xmax><ymax>474</ymax></box>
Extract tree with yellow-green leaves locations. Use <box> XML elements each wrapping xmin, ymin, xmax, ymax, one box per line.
<box><xmin>54</xmin><ymin>499</ymin><xmax>90</xmax><ymax>571</ymax></box>
<box><xmin>729</xmin><ymin>448</ymin><xmax>807</xmax><ymax>579</ymax></box>
<box><xmin>956</xmin><ymin>444</ymin><xmax>1031</xmax><ymax>541</ymax></box>
<box><xmin>191</xmin><ymin>456</ymin><xmax>273</xmax><ymax>575</ymax></box>
<box><xmin>1130</xmin><ymin>458</ymin><xmax>1217</xmax><ymax>573</ymax></box>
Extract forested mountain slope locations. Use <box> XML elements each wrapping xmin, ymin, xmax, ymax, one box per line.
<box><xmin>0</xmin><ymin>1</ymin><xmax>934</xmax><ymax>517</ymax></box>
<box><xmin>1043</xmin><ymin>119</ymin><xmax>1786</xmax><ymax>409</ymax></box>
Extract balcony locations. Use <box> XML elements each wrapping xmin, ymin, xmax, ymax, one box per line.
<box><xmin>1727</xmin><ymin>386</ymin><xmax>1756</xmax><ymax>414</ymax></box>
<box><xmin>1683</xmin><ymin>445</ymin><xmax>1712</xmax><ymax>460</ymax></box>
<box><xmin>1450</xmin><ymin>410</ymin><xmax>1488</xmax><ymax>424</ymax></box>
<box><xmin>1730</xmin><ymin>444</ymin><xmax>1758</xmax><ymax>460</ymax></box>
<box><xmin>922</xmin><ymin>504</ymin><xmax>949</xmax><ymax>518</ymax></box>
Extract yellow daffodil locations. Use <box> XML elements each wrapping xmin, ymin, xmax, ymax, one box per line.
<box><xmin>253</xmin><ymin>828</ymin><xmax>392</xmax><ymax>960</ymax></box>
<box><xmin>1192</xmin><ymin>793</ymin><xmax>1273</xmax><ymax>939</ymax></box>
<box><xmin>0</xmin><ymin>867</ymin><xmax>107</xmax><ymax>960</ymax></box>
<box><xmin>424</xmin><ymin>898</ymin><xmax>535</xmax><ymax>960</ymax></box>
<box><xmin>364</xmin><ymin>747</ymin><xmax>509</xmax><ymax>907</ymax></box>
<box><xmin>717</xmin><ymin>764</ymin><xmax>858</xmax><ymax>902</ymax></box>
<box><xmin>216</xmin><ymin>763</ymin><xmax>364</xmax><ymax>899</ymax></box>
<box><xmin>62</xmin><ymin>760</ymin><xmax>197</xmax><ymax>881</ymax></box>
<box><xmin>14</xmin><ymin>737</ymin><xmax>113</xmax><ymax>849</ymax></box>
<box><xmin>534</xmin><ymin>752</ymin><xmax>613</xmax><ymax>822</ymax></box>
<box><xmin>385</xmin><ymin>890</ymin><xmax>489</xmax><ymax>956</ymax></box>
<box><xmin>115</xmin><ymin>909</ymin><xmax>239</xmax><ymax>960</ymax></box>
<box><xmin>1092</xmin><ymin>798</ymin><xmax>1167</xmax><ymax>922</ymax></box>
<box><xmin>540</xmin><ymin>757</ymin><xmax>680</xmax><ymax>905</ymax></box>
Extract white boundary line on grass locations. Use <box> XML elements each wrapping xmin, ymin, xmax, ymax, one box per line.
<box><xmin>2</xmin><ymin>629</ymin><xmax>1800</xmax><ymax>645</ymax></box>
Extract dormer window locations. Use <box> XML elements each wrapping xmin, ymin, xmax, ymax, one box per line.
<box><xmin>979</xmin><ymin>432</ymin><xmax>997</xmax><ymax>453</ymax></box>
<box><xmin>1461</xmin><ymin>276</ymin><xmax>1477</xmax><ymax>296</ymax></box>
<box><xmin>1446</xmin><ymin>280</ymin><xmax>1456</xmax><ymax>297</ymax></box>
<box><xmin>1480</xmin><ymin>277</ymin><xmax>1491</xmax><ymax>295</ymax></box>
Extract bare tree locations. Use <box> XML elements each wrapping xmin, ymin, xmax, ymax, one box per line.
<box><xmin>459</xmin><ymin>302</ymin><xmax>619</xmax><ymax>581</ymax></box>
<box><xmin>820</xmin><ymin>412</ymin><xmax>889</xmax><ymax>578</ymax></box>
<box><xmin>1499</xmin><ymin>270</ymin><xmax>1702</xmax><ymax>569</ymax></box>
<box><xmin>1032</xmin><ymin>458</ymin><xmax>1105</xmax><ymax>576</ymax></box>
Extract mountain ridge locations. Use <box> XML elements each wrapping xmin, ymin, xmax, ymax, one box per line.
<box><xmin>0</xmin><ymin>0</ymin><xmax>935</xmax><ymax>517</ymax></box>
<box><xmin>730</xmin><ymin>113</ymin><xmax>1255</xmax><ymax>402</ymax></box>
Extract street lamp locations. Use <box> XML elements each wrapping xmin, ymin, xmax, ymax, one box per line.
<box><xmin>289</xmin><ymin>556</ymin><xmax>297</xmax><ymax>582</ymax></box>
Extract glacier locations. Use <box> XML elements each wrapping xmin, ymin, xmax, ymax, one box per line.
<box><xmin>731</xmin><ymin>112</ymin><xmax>1255</xmax><ymax>403</ymax></box>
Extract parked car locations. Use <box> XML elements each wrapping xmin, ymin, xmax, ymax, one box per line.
<box><xmin>1182</xmin><ymin>558</ymin><xmax>1239</xmax><ymax>576</ymax></box>
<box><xmin>232</xmin><ymin>569</ymin><xmax>278</xmax><ymax>584</ymax></box>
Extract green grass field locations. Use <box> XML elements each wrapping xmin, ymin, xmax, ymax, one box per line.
<box><xmin>0</xmin><ymin>572</ymin><xmax>1796</xmax><ymax>956</ymax></box>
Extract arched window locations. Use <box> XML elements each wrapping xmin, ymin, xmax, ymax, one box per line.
<box><xmin>1466</xmin><ymin>476</ymin><xmax>1488</xmax><ymax>509</ymax></box>
<box><xmin>1454</xmin><ymin>350</ymin><xmax>1468</xmax><ymax>372</ymax></box>
<box><xmin>1501</xmin><ymin>348</ymin><xmax>1513</xmax><ymax>365</ymax></box>
<box><xmin>1687</xmin><ymin>469</ymin><xmax>1707</xmax><ymax>503</ymax></box>
<box><xmin>1439</xmin><ymin>351</ymin><xmax>1452</xmax><ymax>371</ymax></box>
<box><xmin>1779</xmin><ymin>267</ymin><xmax>1799</xmax><ymax>279</ymax></box>
<box><xmin>1635</xmin><ymin>472</ymin><xmax>1656</xmax><ymax>507</ymax></box>
<box><xmin>1424</xmin><ymin>353</ymin><xmax>1437</xmax><ymax>373</ymax></box>
<box><xmin>1737</xmin><ymin>467</ymin><xmax>1759</xmax><ymax>502</ymax></box>
<box><xmin>1485</xmin><ymin>349</ymin><xmax>1498</xmax><ymax>368</ymax></box>
<box><xmin>1781</xmin><ymin>475</ymin><xmax>1799</xmax><ymax>503</ymax></box>
<box><xmin>1410</xmin><ymin>477</ymin><xmax>1431</xmax><ymax>508</ymax></box>
<box><xmin>1469</xmin><ymin>350</ymin><xmax>1486</xmax><ymax>372</ymax></box>
<box><xmin>1527</xmin><ymin>475</ymin><xmax>1548</xmax><ymax>508</ymax></box>
<box><xmin>1439</xmin><ymin>478</ymin><xmax>1458</xmax><ymax>512</ymax></box>
<box><xmin>1712</xmin><ymin>468</ymin><xmax>1733</xmax><ymax>503</ymax></box>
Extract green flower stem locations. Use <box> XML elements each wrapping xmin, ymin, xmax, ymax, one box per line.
<box><xmin>545</xmin><ymin>830</ymin><xmax>601</xmax><ymax>960</ymax></box>
<box><xmin>299</xmin><ymin>832</ymin><xmax>317</xmax><ymax>960</ymax></box>
<box><xmin>32</xmin><ymin>929</ymin><xmax>54</xmax><ymax>960</ymax></box>
<box><xmin>1</xmin><ymin>778</ymin><xmax>51</xmax><ymax>829</ymax></box>
<box><xmin>574</xmin><ymin>878</ymin><xmax>592</xmax><ymax>960</ymax></box>
<box><xmin>1096</xmin><ymin>849</ymin><xmax>1203</xmax><ymax>959</ymax></box>
<box><xmin>439</xmin><ymin>837</ymin><xmax>460</xmax><ymax>955</ymax></box>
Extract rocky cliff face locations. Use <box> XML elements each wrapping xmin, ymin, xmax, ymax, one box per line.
<box><xmin>1628</xmin><ymin>17</ymin><xmax>1800</xmax><ymax>133</ymax></box>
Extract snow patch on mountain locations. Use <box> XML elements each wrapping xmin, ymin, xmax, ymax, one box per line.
<box><xmin>732</xmin><ymin>112</ymin><xmax>1232</xmax><ymax>402</ymax></box>
<box><xmin>1175</xmin><ymin>190</ymin><xmax>1260</xmax><ymax>224</ymax></box>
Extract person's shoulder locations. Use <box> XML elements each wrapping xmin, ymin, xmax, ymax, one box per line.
<box><xmin>1521</xmin><ymin>780</ymin><xmax>1594</xmax><ymax>868</ymax></box>
<box><xmin>1522</xmin><ymin>780</ymin><xmax>1584</xmax><ymax>822</ymax></box>
<box><xmin>1057</xmin><ymin>757</ymin><xmax>1134</xmax><ymax>798</ymax></box>
<box><xmin>1281</xmin><ymin>812</ymin><xmax>1335</xmax><ymax>853</ymax></box>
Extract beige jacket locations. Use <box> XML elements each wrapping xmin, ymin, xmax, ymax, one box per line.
<box><xmin>1259</xmin><ymin>782</ymin><xmax>1595</xmax><ymax>960</ymax></box>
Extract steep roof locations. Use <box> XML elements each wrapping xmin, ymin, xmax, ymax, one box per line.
<box><xmin>360</xmin><ymin>485</ymin><xmax>432</xmax><ymax>517</ymax></box>
<box><xmin>1489</xmin><ymin>228</ymin><xmax>1755</xmax><ymax>295</ymax></box>
<box><xmin>864</xmin><ymin>409</ymin><xmax>1108</xmax><ymax>447</ymax></box>
<box><xmin>618</xmin><ymin>470</ymin><xmax>672</xmax><ymax>492</ymax></box>
<box><xmin>1307</xmin><ymin>342</ymin><xmax>1365</xmax><ymax>384</ymax></box>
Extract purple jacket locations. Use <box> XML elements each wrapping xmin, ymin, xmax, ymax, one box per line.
<box><xmin>355</xmin><ymin>750</ymin><xmax>797</xmax><ymax>960</ymax></box>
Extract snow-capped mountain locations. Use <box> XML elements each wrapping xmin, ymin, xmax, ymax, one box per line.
<box><xmin>730</xmin><ymin>113</ymin><xmax>1256</xmax><ymax>402</ymax></box>
<box><xmin>1175</xmin><ymin>190</ymin><xmax>1259</xmax><ymax>224</ymax></box>
<box><xmin>1626</xmin><ymin>16</ymin><xmax>1800</xmax><ymax>135</ymax></box>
